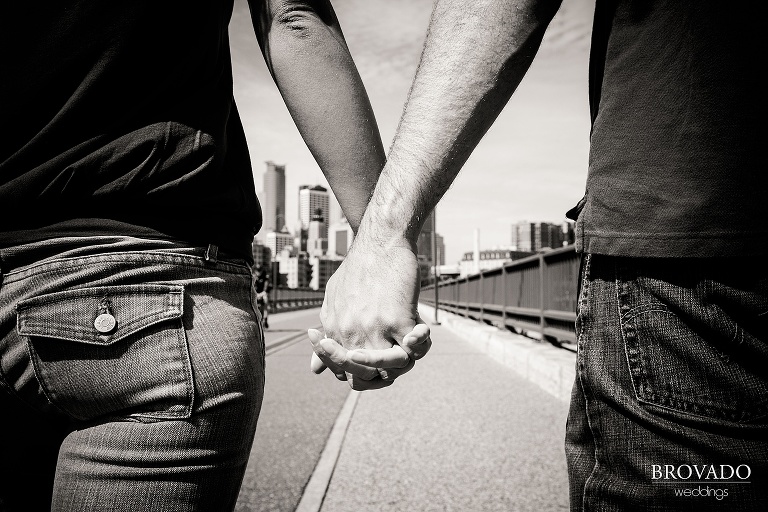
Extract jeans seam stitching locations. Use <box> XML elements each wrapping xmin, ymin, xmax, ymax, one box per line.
<box><xmin>576</xmin><ymin>254</ymin><xmax>604</xmax><ymax>510</ymax></box>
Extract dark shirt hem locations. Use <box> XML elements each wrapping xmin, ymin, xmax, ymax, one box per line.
<box><xmin>0</xmin><ymin>218</ymin><xmax>254</xmax><ymax>263</ymax></box>
<box><xmin>577</xmin><ymin>232</ymin><xmax>768</xmax><ymax>258</ymax></box>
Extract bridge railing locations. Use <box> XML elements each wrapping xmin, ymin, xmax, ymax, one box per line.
<box><xmin>421</xmin><ymin>245</ymin><xmax>580</xmax><ymax>347</ymax></box>
<box><xmin>268</xmin><ymin>287</ymin><xmax>324</xmax><ymax>312</ymax></box>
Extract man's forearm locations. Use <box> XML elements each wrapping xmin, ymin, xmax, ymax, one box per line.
<box><xmin>250</xmin><ymin>0</ymin><xmax>385</xmax><ymax>231</ymax></box>
<box><xmin>357</xmin><ymin>0</ymin><xmax>562</xmax><ymax>244</ymax></box>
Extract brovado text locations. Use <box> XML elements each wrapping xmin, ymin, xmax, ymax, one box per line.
<box><xmin>651</xmin><ymin>464</ymin><xmax>752</xmax><ymax>481</ymax></box>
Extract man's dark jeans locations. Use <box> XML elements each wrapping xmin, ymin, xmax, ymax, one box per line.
<box><xmin>566</xmin><ymin>254</ymin><xmax>768</xmax><ymax>511</ymax></box>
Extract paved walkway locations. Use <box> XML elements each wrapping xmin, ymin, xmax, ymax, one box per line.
<box><xmin>317</xmin><ymin>306</ymin><xmax>572</xmax><ymax>512</ymax></box>
<box><xmin>237</xmin><ymin>305</ymin><xmax>575</xmax><ymax>511</ymax></box>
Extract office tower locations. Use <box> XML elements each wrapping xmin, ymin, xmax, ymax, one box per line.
<box><xmin>562</xmin><ymin>221</ymin><xmax>576</xmax><ymax>246</ymax></box>
<box><xmin>511</xmin><ymin>221</ymin><xmax>534</xmax><ymax>252</ymax></box>
<box><xmin>533</xmin><ymin>223</ymin><xmax>552</xmax><ymax>251</ymax></box>
<box><xmin>309</xmin><ymin>257</ymin><xmax>343</xmax><ymax>290</ymax></box>
<box><xmin>263</xmin><ymin>161</ymin><xmax>286</xmax><ymax>233</ymax></box>
<box><xmin>328</xmin><ymin>217</ymin><xmax>354</xmax><ymax>258</ymax></box>
<box><xmin>251</xmin><ymin>239</ymin><xmax>272</xmax><ymax>268</ymax></box>
<box><xmin>512</xmin><ymin>220</ymin><xmax>576</xmax><ymax>252</ymax></box>
<box><xmin>277</xmin><ymin>254</ymin><xmax>313</xmax><ymax>289</ymax></box>
<box><xmin>266</xmin><ymin>228</ymin><xmax>294</xmax><ymax>258</ymax></box>
<box><xmin>299</xmin><ymin>185</ymin><xmax>330</xmax><ymax>240</ymax></box>
<box><xmin>435</xmin><ymin>233</ymin><xmax>446</xmax><ymax>266</ymax></box>
<box><xmin>416</xmin><ymin>210</ymin><xmax>435</xmax><ymax>262</ymax></box>
<box><xmin>307</xmin><ymin>209</ymin><xmax>327</xmax><ymax>257</ymax></box>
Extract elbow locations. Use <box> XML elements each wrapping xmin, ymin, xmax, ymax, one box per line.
<box><xmin>274</xmin><ymin>5</ymin><xmax>314</xmax><ymax>38</ymax></box>
<box><xmin>270</xmin><ymin>1</ymin><xmax>336</xmax><ymax>39</ymax></box>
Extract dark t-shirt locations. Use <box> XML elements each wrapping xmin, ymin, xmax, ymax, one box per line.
<box><xmin>573</xmin><ymin>0</ymin><xmax>766</xmax><ymax>257</ymax></box>
<box><xmin>0</xmin><ymin>1</ymin><xmax>261</xmax><ymax>260</ymax></box>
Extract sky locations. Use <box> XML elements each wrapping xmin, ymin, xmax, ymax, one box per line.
<box><xmin>229</xmin><ymin>0</ymin><xmax>595</xmax><ymax>264</ymax></box>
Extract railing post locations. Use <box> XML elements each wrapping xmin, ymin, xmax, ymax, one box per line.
<box><xmin>539</xmin><ymin>253</ymin><xmax>546</xmax><ymax>339</ymax></box>
<box><xmin>455</xmin><ymin>279</ymin><xmax>458</xmax><ymax>314</ymax></box>
<box><xmin>479</xmin><ymin>270</ymin><xmax>484</xmax><ymax>323</ymax></box>
<box><xmin>431</xmin><ymin>212</ymin><xmax>441</xmax><ymax>324</ymax></box>
<box><xmin>465</xmin><ymin>276</ymin><xmax>470</xmax><ymax>318</ymax></box>
<box><xmin>502</xmin><ymin>263</ymin><xmax>507</xmax><ymax>328</ymax></box>
<box><xmin>452</xmin><ymin>279</ymin><xmax>456</xmax><ymax>314</ymax></box>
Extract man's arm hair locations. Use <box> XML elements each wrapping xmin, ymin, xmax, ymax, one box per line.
<box><xmin>249</xmin><ymin>0</ymin><xmax>385</xmax><ymax>231</ymax></box>
<box><xmin>357</xmin><ymin>0</ymin><xmax>562</xmax><ymax>245</ymax></box>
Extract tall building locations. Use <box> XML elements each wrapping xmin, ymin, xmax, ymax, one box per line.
<box><xmin>416</xmin><ymin>211</ymin><xmax>435</xmax><ymax>262</ymax></box>
<box><xmin>299</xmin><ymin>185</ymin><xmax>330</xmax><ymax>240</ymax></box>
<box><xmin>435</xmin><ymin>233</ymin><xmax>446</xmax><ymax>266</ymax></box>
<box><xmin>251</xmin><ymin>239</ymin><xmax>272</xmax><ymax>268</ymax></box>
<box><xmin>328</xmin><ymin>217</ymin><xmax>354</xmax><ymax>258</ymax></box>
<box><xmin>512</xmin><ymin>220</ymin><xmax>574</xmax><ymax>252</ymax></box>
<box><xmin>277</xmin><ymin>254</ymin><xmax>313</xmax><ymax>289</ymax></box>
<box><xmin>562</xmin><ymin>221</ymin><xmax>576</xmax><ymax>246</ymax></box>
<box><xmin>511</xmin><ymin>221</ymin><xmax>533</xmax><ymax>252</ymax></box>
<box><xmin>307</xmin><ymin>209</ymin><xmax>327</xmax><ymax>257</ymax></box>
<box><xmin>309</xmin><ymin>256</ymin><xmax>343</xmax><ymax>290</ymax></box>
<box><xmin>263</xmin><ymin>161</ymin><xmax>286</xmax><ymax>233</ymax></box>
<box><xmin>415</xmin><ymin>211</ymin><xmax>447</xmax><ymax>283</ymax></box>
<box><xmin>266</xmin><ymin>228</ymin><xmax>294</xmax><ymax>257</ymax></box>
<box><xmin>328</xmin><ymin>195</ymin><xmax>344</xmax><ymax>226</ymax></box>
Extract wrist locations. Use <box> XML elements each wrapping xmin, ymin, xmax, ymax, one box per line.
<box><xmin>354</xmin><ymin>221</ymin><xmax>416</xmax><ymax>256</ymax></box>
<box><xmin>355</xmin><ymin>159</ymin><xmax>427</xmax><ymax>248</ymax></box>
<box><xmin>355</xmin><ymin>205</ymin><xmax>419</xmax><ymax>254</ymax></box>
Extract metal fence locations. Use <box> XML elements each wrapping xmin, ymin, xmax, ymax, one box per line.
<box><xmin>421</xmin><ymin>245</ymin><xmax>580</xmax><ymax>346</ymax></box>
<box><xmin>269</xmin><ymin>287</ymin><xmax>324</xmax><ymax>312</ymax></box>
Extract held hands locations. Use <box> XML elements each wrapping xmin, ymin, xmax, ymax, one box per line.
<box><xmin>307</xmin><ymin>238</ymin><xmax>432</xmax><ymax>390</ymax></box>
<box><xmin>307</xmin><ymin>318</ymin><xmax>431</xmax><ymax>390</ymax></box>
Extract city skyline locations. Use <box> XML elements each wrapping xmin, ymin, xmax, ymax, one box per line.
<box><xmin>230</xmin><ymin>0</ymin><xmax>594</xmax><ymax>263</ymax></box>
<box><xmin>258</xmin><ymin>166</ymin><xmax>576</xmax><ymax>267</ymax></box>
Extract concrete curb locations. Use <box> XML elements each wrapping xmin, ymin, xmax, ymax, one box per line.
<box><xmin>294</xmin><ymin>390</ymin><xmax>360</xmax><ymax>512</ymax></box>
<box><xmin>419</xmin><ymin>304</ymin><xmax>576</xmax><ymax>402</ymax></box>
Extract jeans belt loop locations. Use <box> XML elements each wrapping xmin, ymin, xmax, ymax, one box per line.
<box><xmin>204</xmin><ymin>244</ymin><xmax>219</xmax><ymax>264</ymax></box>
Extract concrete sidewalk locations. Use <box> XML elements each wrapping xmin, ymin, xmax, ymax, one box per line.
<box><xmin>418</xmin><ymin>304</ymin><xmax>577</xmax><ymax>403</ymax></box>
<box><xmin>312</xmin><ymin>305</ymin><xmax>574</xmax><ymax>512</ymax></box>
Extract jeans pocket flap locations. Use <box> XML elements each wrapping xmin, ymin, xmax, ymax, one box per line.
<box><xmin>16</xmin><ymin>284</ymin><xmax>184</xmax><ymax>345</ymax></box>
<box><xmin>15</xmin><ymin>284</ymin><xmax>192</xmax><ymax>422</ymax></box>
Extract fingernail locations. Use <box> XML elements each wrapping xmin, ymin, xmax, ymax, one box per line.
<box><xmin>307</xmin><ymin>329</ymin><xmax>323</xmax><ymax>343</ymax></box>
<box><xmin>310</xmin><ymin>353</ymin><xmax>325</xmax><ymax>373</ymax></box>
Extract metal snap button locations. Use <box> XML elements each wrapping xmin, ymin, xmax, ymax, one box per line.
<box><xmin>94</xmin><ymin>313</ymin><xmax>117</xmax><ymax>334</ymax></box>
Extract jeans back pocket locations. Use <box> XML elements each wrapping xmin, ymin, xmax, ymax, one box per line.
<box><xmin>618</xmin><ymin>263</ymin><xmax>768</xmax><ymax>425</ymax></box>
<box><xmin>17</xmin><ymin>284</ymin><xmax>193</xmax><ymax>422</ymax></box>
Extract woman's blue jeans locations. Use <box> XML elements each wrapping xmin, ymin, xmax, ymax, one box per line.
<box><xmin>566</xmin><ymin>254</ymin><xmax>768</xmax><ymax>511</ymax></box>
<box><xmin>0</xmin><ymin>237</ymin><xmax>265</xmax><ymax>511</ymax></box>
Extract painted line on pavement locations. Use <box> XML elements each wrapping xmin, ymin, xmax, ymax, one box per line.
<box><xmin>265</xmin><ymin>325</ymin><xmax>321</xmax><ymax>356</ymax></box>
<box><xmin>295</xmin><ymin>390</ymin><xmax>360</xmax><ymax>512</ymax></box>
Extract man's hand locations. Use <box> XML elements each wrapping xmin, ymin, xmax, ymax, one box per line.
<box><xmin>309</xmin><ymin>236</ymin><xmax>431</xmax><ymax>390</ymax></box>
